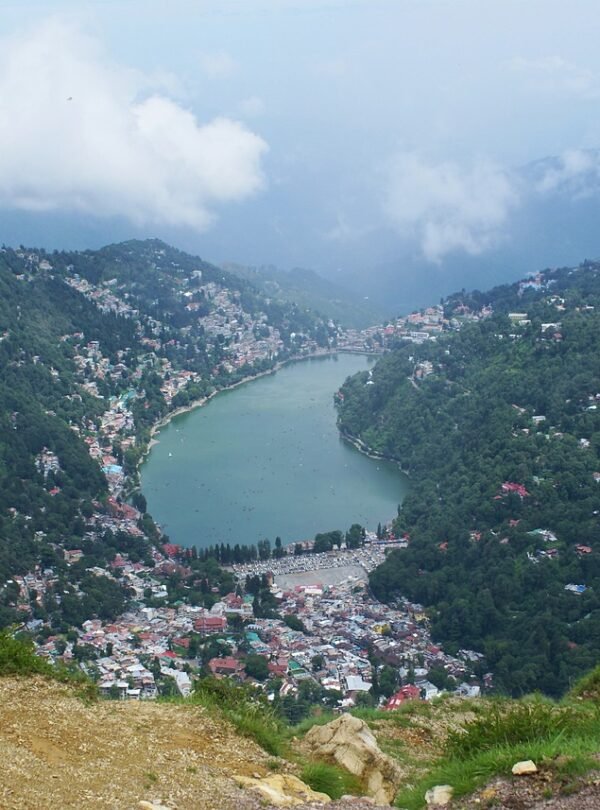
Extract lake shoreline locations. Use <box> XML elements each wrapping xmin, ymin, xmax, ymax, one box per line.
<box><xmin>135</xmin><ymin>349</ymin><xmax>364</xmax><ymax>484</ymax></box>
<box><xmin>146</xmin><ymin>348</ymin><xmax>339</xmax><ymax>450</ymax></box>
<box><xmin>139</xmin><ymin>353</ymin><xmax>406</xmax><ymax>548</ymax></box>
<box><xmin>338</xmin><ymin>429</ymin><xmax>408</xmax><ymax>475</ymax></box>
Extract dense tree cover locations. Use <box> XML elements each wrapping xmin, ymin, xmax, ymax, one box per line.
<box><xmin>0</xmin><ymin>250</ymin><xmax>114</xmax><ymax>623</ymax></box>
<box><xmin>0</xmin><ymin>239</ymin><xmax>345</xmax><ymax>632</ymax></box>
<box><xmin>337</xmin><ymin>262</ymin><xmax>600</xmax><ymax>696</ymax></box>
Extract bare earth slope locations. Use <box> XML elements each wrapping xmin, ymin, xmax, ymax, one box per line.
<box><xmin>0</xmin><ymin>677</ymin><xmax>271</xmax><ymax>810</ymax></box>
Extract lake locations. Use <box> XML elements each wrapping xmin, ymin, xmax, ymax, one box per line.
<box><xmin>140</xmin><ymin>353</ymin><xmax>408</xmax><ymax>549</ymax></box>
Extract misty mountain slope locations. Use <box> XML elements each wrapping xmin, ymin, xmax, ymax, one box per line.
<box><xmin>338</xmin><ymin>151</ymin><xmax>600</xmax><ymax>314</ymax></box>
<box><xmin>222</xmin><ymin>261</ymin><xmax>387</xmax><ymax>328</ymax></box>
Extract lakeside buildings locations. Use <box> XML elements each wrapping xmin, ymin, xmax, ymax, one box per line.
<box><xmin>8</xmin><ymin>254</ymin><xmax>495</xmax><ymax>701</ymax></box>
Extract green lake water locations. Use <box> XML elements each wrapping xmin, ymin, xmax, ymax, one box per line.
<box><xmin>140</xmin><ymin>354</ymin><xmax>408</xmax><ymax>549</ymax></box>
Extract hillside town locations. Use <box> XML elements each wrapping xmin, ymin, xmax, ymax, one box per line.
<box><xmin>29</xmin><ymin>541</ymin><xmax>484</xmax><ymax>707</ymax></box>
<box><xmin>4</xmin><ymin>247</ymin><xmax>497</xmax><ymax>706</ymax></box>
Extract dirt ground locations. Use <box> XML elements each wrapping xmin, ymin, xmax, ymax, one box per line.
<box><xmin>0</xmin><ymin>676</ymin><xmax>273</xmax><ymax>810</ymax></box>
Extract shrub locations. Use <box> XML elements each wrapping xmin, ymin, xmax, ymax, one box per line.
<box><xmin>192</xmin><ymin>676</ymin><xmax>285</xmax><ymax>756</ymax></box>
<box><xmin>0</xmin><ymin>630</ymin><xmax>97</xmax><ymax>700</ymax></box>
<box><xmin>0</xmin><ymin>630</ymin><xmax>55</xmax><ymax>677</ymax></box>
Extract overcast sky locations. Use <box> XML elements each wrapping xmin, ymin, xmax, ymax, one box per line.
<box><xmin>1</xmin><ymin>0</ymin><xmax>600</xmax><ymax>284</ymax></box>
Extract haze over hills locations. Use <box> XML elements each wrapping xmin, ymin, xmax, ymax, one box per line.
<box><xmin>3</xmin><ymin>150</ymin><xmax>600</xmax><ymax>318</ymax></box>
<box><xmin>4</xmin><ymin>235</ymin><xmax>600</xmax><ymax>805</ymax></box>
<box><xmin>333</xmin><ymin>151</ymin><xmax>600</xmax><ymax>313</ymax></box>
<box><xmin>221</xmin><ymin>262</ymin><xmax>387</xmax><ymax>328</ymax></box>
<box><xmin>5</xmin><ymin>4</ymin><xmax>600</xmax><ymax>806</ymax></box>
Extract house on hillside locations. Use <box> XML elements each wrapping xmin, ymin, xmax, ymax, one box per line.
<box><xmin>385</xmin><ymin>685</ymin><xmax>421</xmax><ymax>710</ymax></box>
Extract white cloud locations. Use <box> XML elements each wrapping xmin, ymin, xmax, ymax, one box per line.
<box><xmin>198</xmin><ymin>50</ymin><xmax>238</xmax><ymax>79</ymax></box>
<box><xmin>0</xmin><ymin>21</ymin><xmax>267</xmax><ymax>229</ymax></box>
<box><xmin>383</xmin><ymin>154</ymin><xmax>518</xmax><ymax>262</ymax></box>
<box><xmin>324</xmin><ymin>213</ymin><xmax>374</xmax><ymax>244</ymax></box>
<box><xmin>536</xmin><ymin>149</ymin><xmax>600</xmax><ymax>195</ymax></box>
<box><xmin>509</xmin><ymin>56</ymin><xmax>600</xmax><ymax>100</ymax></box>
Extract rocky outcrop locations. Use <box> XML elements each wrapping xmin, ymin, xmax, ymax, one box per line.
<box><xmin>303</xmin><ymin>714</ymin><xmax>402</xmax><ymax>805</ymax></box>
<box><xmin>234</xmin><ymin>773</ymin><xmax>331</xmax><ymax>806</ymax></box>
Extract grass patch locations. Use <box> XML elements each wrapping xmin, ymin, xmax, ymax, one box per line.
<box><xmin>570</xmin><ymin>663</ymin><xmax>600</xmax><ymax>701</ymax></box>
<box><xmin>190</xmin><ymin>676</ymin><xmax>287</xmax><ymax>757</ymax></box>
<box><xmin>0</xmin><ymin>630</ymin><xmax>97</xmax><ymax>701</ymax></box>
<box><xmin>300</xmin><ymin>761</ymin><xmax>361</xmax><ymax>799</ymax></box>
<box><xmin>394</xmin><ymin>698</ymin><xmax>600</xmax><ymax>809</ymax></box>
<box><xmin>444</xmin><ymin>701</ymin><xmax>580</xmax><ymax>759</ymax></box>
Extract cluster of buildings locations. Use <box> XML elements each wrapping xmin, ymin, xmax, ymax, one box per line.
<box><xmin>32</xmin><ymin>545</ymin><xmax>482</xmax><ymax>707</ymax></box>
<box><xmin>64</xmin><ymin>274</ymin><xmax>140</xmax><ymax>319</ymax></box>
<box><xmin>338</xmin><ymin>303</ymin><xmax>495</xmax><ymax>354</ymax></box>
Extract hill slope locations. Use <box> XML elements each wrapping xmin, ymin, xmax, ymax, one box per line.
<box><xmin>0</xmin><ymin>239</ymin><xmax>343</xmax><ymax>631</ymax></box>
<box><xmin>337</xmin><ymin>261</ymin><xmax>600</xmax><ymax>696</ymax></box>
<box><xmin>222</xmin><ymin>261</ymin><xmax>387</xmax><ymax>328</ymax></box>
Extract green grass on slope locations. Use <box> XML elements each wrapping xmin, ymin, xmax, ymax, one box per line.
<box><xmin>0</xmin><ymin>630</ymin><xmax>97</xmax><ymax>701</ymax></box>
<box><xmin>394</xmin><ymin>692</ymin><xmax>600</xmax><ymax>809</ymax></box>
<box><xmin>186</xmin><ymin>676</ymin><xmax>287</xmax><ymax>757</ymax></box>
<box><xmin>300</xmin><ymin>761</ymin><xmax>361</xmax><ymax>799</ymax></box>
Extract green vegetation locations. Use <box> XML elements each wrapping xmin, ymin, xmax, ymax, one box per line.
<box><xmin>189</xmin><ymin>676</ymin><xmax>286</xmax><ymax>756</ymax></box>
<box><xmin>0</xmin><ymin>629</ymin><xmax>57</xmax><ymax>678</ymax></box>
<box><xmin>300</xmin><ymin>761</ymin><xmax>360</xmax><ymax>799</ymax></box>
<box><xmin>0</xmin><ymin>238</ymin><xmax>343</xmax><ymax>633</ymax></box>
<box><xmin>337</xmin><ymin>261</ymin><xmax>600</xmax><ymax>696</ymax></box>
<box><xmin>0</xmin><ymin>630</ymin><xmax>96</xmax><ymax>699</ymax></box>
<box><xmin>395</xmin><ymin>690</ymin><xmax>600</xmax><ymax>808</ymax></box>
<box><xmin>223</xmin><ymin>261</ymin><xmax>386</xmax><ymax>329</ymax></box>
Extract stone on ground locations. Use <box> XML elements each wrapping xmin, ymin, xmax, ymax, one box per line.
<box><xmin>511</xmin><ymin>759</ymin><xmax>538</xmax><ymax>775</ymax></box>
<box><xmin>424</xmin><ymin>784</ymin><xmax>454</xmax><ymax>806</ymax></box>
<box><xmin>234</xmin><ymin>773</ymin><xmax>331</xmax><ymax>806</ymax></box>
<box><xmin>303</xmin><ymin>713</ymin><xmax>402</xmax><ymax>805</ymax></box>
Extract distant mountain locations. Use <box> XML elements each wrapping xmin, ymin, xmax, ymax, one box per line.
<box><xmin>221</xmin><ymin>261</ymin><xmax>386</xmax><ymax>329</ymax></box>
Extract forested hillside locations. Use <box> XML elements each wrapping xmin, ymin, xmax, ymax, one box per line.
<box><xmin>0</xmin><ymin>240</ymin><xmax>339</xmax><ymax>630</ymax></box>
<box><xmin>222</xmin><ymin>261</ymin><xmax>386</xmax><ymax>328</ymax></box>
<box><xmin>337</xmin><ymin>262</ymin><xmax>600</xmax><ymax>696</ymax></box>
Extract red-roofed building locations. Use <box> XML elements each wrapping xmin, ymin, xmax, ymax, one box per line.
<box><xmin>111</xmin><ymin>554</ymin><xmax>127</xmax><ymax>569</ymax></box>
<box><xmin>224</xmin><ymin>593</ymin><xmax>243</xmax><ymax>609</ymax></box>
<box><xmin>162</xmin><ymin>543</ymin><xmax>181</xmax><ymax>558</ymax></box>
<box><xmin>385</xmin><ymin>685</ymin><xmax>421</xmax><ymax>710</ymax></box>
<box><xmin>501</xmin><ymin>482</ymin><xmax>530</xmax><ymax>498</ymax></box>
<box><xmin>208</xmin><ymin>657</ymin><xmax>244</xmax><ymax>677</ymax></box>
<box><xmin>194</xmin><ymin>615</ymin><xmax>227</xmax><ymax>635</ymax></box>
